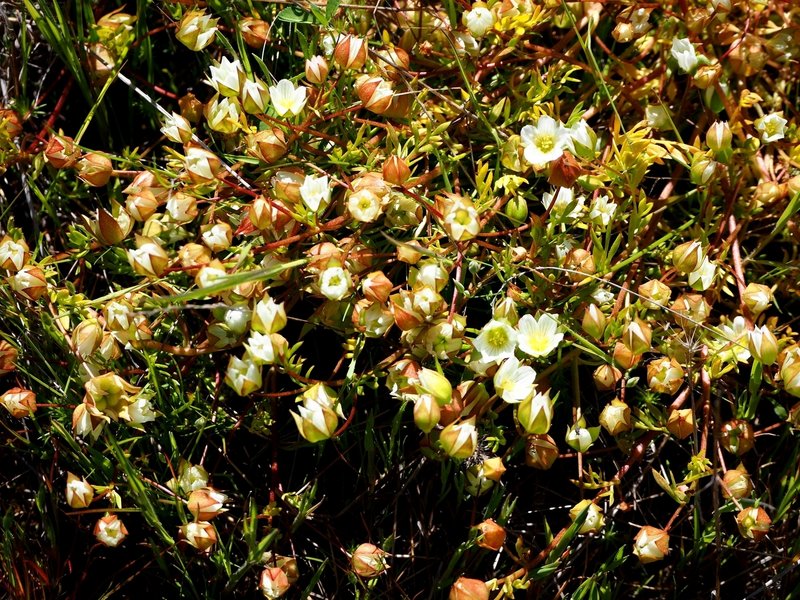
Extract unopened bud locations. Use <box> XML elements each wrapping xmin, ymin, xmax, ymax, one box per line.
<box><xmin>749</xmin><ymin>325</ymin><xmax>779</xmax><ymax>365</ymax></box>
<box><xmin>623</xmin><ymin>319</ymin><xmax>652</xmax><ymax>355</ymax></box>
<box><xmin>722</xmin><ymin>469</ymin><xmax>753</xmax><ymax>500</ymax></box>
<box><xmin>599</xmin><ymin>399</ymin><xmax>631</xmax><ymax>435</ymax></box>
<box><xmin>742</xmin><ymin>283</ymin><xmax>772</xmax><ymax>316</ymax></box>
<box><xmin>693</xmin><ymin>62</ymin><xmax>722</xmax><ymax>89</ymax></box>
<box><xmin>638</xmin><ymin>279</ymin><xmax>671</xmax><ymax>309</ymax></box>
<box><xmin>10</xmin><ymin>265</ymin><xmax>47</xmax><ymax>300</ymax></box>
<box><xmin>721</xmin><ymin>419</ymin><xmax>754</xmax><ymax>455</ymax></box>
<box><xmin>65</xmin><ymin>472</ymin><xmax>94</xmax><ymax>508</ymax></box>
<box><xmin>362</xmin><ymin>271</ymin><xmax>393</xmax><ymax>303</ymax></box>
<box><xmin>413</xmin><ymin>394</ymin><xmax>440</xmax><ymax>433</ymax></box>
<box><xmin>449</xmin><ymin>577</ymin><xmax>489</xmax><ymax>600</ymax></box>
<box><xmin>239</xmin><ymin>17</ymin><xmax>269</xmax><ymax>49</ymax></box>
<box><xmin>667</xmin><ymin>408</ymin><xmax>695</xmax><ymax>439</ymax></box>
<box><xmin>187</xmin><ymin>487</ymin><xmax>227</xmax><ymax>521</ymax></box>
<box><xmin>0</xmin><ymin>236</ymin><xmax>29</xmax><ymax>271</ymax></box>
<box><xmin>439</xmin><ymin>417</ymin><xmax>477</xmax><ymax>460</ymax></box>
<box><xmin>525</xmin><ymin>433</ymin><xmax>559</xmax><ymax>469</ymax></box>
<box><xmin>356</xmin><ymin>75</ymin><xmax>394</xmax><ymax>115</ymax></box>
<box><xmin>0</xmin><ymin>340</ymin><xmax>18</xmax><ymax>375</ymax></box>
<box><xmin>593</xmin><ymin>363</ymin><xmax>622</xmax><ymax>390</ymax></box>
<box><xmin>474</xmin><ymin>519</ymin><xmax>506</xmax><ymax>550</ymax></box>
<box><xmin>334</xmin><ymin>35</ymin><xmax>368</xmax><ymax>70</ymax></box>
<box><xmin>382</xmin><ymin>155</ymin><xmax>411</xmax><ymax>185</ymax></box>
<box><xmin>481</xmin><ymin>457</ymin><xmax>506</xmax><ymax>482</ymax></box>
<box><xmin>736</xmin><ymin>506</ymin><xmax>771</xmax><ymax>542</ymax></box>
<box><xmin>582</xmin><ymin>304</ymin><xmax>606</xmax><ymax>339</ymax></box>
<box><xmin>351</xmin><ymin>543</ymin><xmax>388</xmax><ymax>578</ymax></box>
<box><xmin>77</xmin><ymin>153</ymin><xmax>113</xmax><ymax>187</ymax></box>
<box><xmin>72</xmin><ymin>318</ymin><xmax>103</xmax><ymax>359</ymax></box>
<box><xmin>305</xmin><ymin>55</ymin><xmax>329</xmax><ymax>84</ymax></box>
<box><xmin>690</xmin><ymin>154</ymin><xmax>718</xmax><ymax>186</ymax></box>
<box><xmin>44</xmin><ymin>134</ymin><xmax>79</xmax><ymax>168</ymax></box>
<box><xmin>672</xmin><ymin>241</ymin><xmax>704</xmax><ymax>274</ymax></box>
<box><xmin>633</xmin><ymin>526</ymin><xmax>669</xmax><ymax>563</ymax></box>
<box><xmin>180</xmin><ymin>521</ymin><xmax>217</xmax><ymax>551</ymax></box>
<box><xmin>259</xmin><ymin>566</ymin><xmax>290</xmax><ymax>599</ymax></box>
<box><xmin>613</xmin><ymin>341</ymin><xmax>641</xmax><ymax>371</ymax></box>
<box><xmin>706</xmin><ymin>121</ymin><xmax>732</xmax><ymax>154</ymax></box>
<box><xmin>0</xmin><ymin>108</ymin><xmax>23</xmax><ymax>138</ymax></box>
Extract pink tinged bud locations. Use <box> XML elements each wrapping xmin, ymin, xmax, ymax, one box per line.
<box><xmin>1</xmin><ymin>387</ymin><xmax>37</xmax><ymax>418</ymax></box>
<box><xmin>525</xmin><ymin>434</ymin><xmax>558</xmax><ymax>469</ymax></box>
<box><xmin>474</xmin><ymin>519</ymin><xmax>506</xmax><ymax>550</ymax></box>
<box><xmin>362</xmin><ymin>271</ymin><xmax>393</xmax><ymax>304</ymax></box>
<box><xmin>180</xmin><ymin>521</ymin><xmax>217</xmax><ymax>552</ymax></box>
<box><xmin>667</xmin><ymin>408</ymin><xmax>695</xmax><ymax>439</ymax></box>
<box><xmin>449</xmin><ymin>577</ymin><xmax>489</xmax><ymax>600</ymax></box>
<box><xmin>187</xmin><ymin>487</ymin><xmax>227</xmax><ymax>521</ymax></box>
<box><xmin>647</xmin><ymin>357</ymin><xmax>685</xmax><ymax>395</ymax></box>
<box><xmin>413</xmin><ymin>394</ymin><xmax>440</xmax><ymax>433</ymax></box>
<box><xmin>569</xmin><ymin>500</ymin><xmax>605</xmax><ymax>534</ymax></box>
<box><xmin>259</xmin><ymin>566</ymin><xmax>290</xmax><ymax>599</ymax></box>
<box><xmin>720</xmin><ymin>419</ymin><xmax>754</xmax><ymax>456</ymax></box>
<box><xmin>10</xmin><ymin>265</ymin><xmax>47</xmax><ymax>300</ymax></box>
<box><xmin>749</xmin><ymin>326</ymin><xmax>779</xmax><ymax>365</ymax></box>
<box><xmin>351</xmin><ymin>543</ymin><xmax>388</xmax><ymax>578</ymax></box>
<box><xmin>66</xmin><ymin>472</ymin><xmax>94</xmax><ymax>509</ymax></box>
<box><xmin>305</xmin><ymin>55</ymin><xmax>329</xmax><ymax>84</ymax></box>
<box><xmin>94</xmin><ymin>514</ymin><xmax>128</xmax><ymax>547</ymax></box>
<box><xmin>722</xmin><ymin>469</ymin><xmax>753</xmax><ymax>500</ymax></box>
<box><xmin>382</xmin><ymin>155</ymin><xmax>411</xmax><ymax>185</ymax></box>
<box><xmin>672</xmin><ymin>241</ymin><xmax>704</xmax><ymax>274</ymax></box>
<box><xmin>77</xmin><ymin>152</ymin><xmax>113</xmax><ymax>187</ymax></box>
<box><xmin>736</xmin><ymin>507</ymin><xmax>771</xmax><ymax>542</ymax></box>
<box><xmin>333</xmin><ymin>35</ymin><xmax>368</xmax><ymax>70</ymax></box>
<box><xmin>633</xmin><ymin>526</ymin><xmax>669</xmax><ymax>563</ymax></box>
<box><xmin>599</xmin><ymin>399</ymin><xmax>632</xmax><ymax>436</ymax></box>
<box><xmin>440</xmin><ymin>417</ymin><xmax>478</xmax><ymax>460</ymax></box>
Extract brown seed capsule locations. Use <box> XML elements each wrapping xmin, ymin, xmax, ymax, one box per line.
<box><xmin>44</xmin><ymin>134</ymin><xmax>79</xmax><ymax>169</ymax></box>
<box><xmin>593</xmin><ymin>363</ymin><xmax>622</xmax><ymax>391</ymax></box>
<box><xmin>667</xmin><ymin>408</ymin><xmax>695</xmax><ymax>439</ymax></box>
<box><xmin>474</xmin><ymin>519</ymin><xmax>506</xmax><ymax>551</ymax></box>
<box><xmin>449</xmin><ymin>577</ymin><xmax>489</xmax><ymax>600</ymax></box>
<box><xmin>351</xmin><ymin>543</ymin><xmax>388</xmax><ymax>578</ymax></box>
<box><xmin>525</xmin><ymin>434</ymin><xmax>559</xmax><ymax>469</ymax></box>
<box><xmin>720</xmin><ymin>419</ymin><xmax>755</xmax><ymax>456</ymax></box>
<box><xmin>239</xmin><ymin>17</ymin><xmax>269</xmax><ymax>48</ymax></box>
<box><xmin>721</xmin><ymin>469</ymin><xmax>753</xmax><ymax>500</ymax></box>
<box><xmin>736</xmin><ymin>506</ymin><xmax>771</xmax><ymax>542</ymax></box>
<box><xmin>77</xmin><ymin>153</ymin><xmax>113</xmax><ymax>187</ymax></box>
<box><xmin>1</xmin><ymin>387</ymin><xmax>37</xmax><ymax>418</ymax></box>
<box><xmin>382</xmin><ymin>155</ymin><xmax>411</xmax><ymax>185</ymax></box>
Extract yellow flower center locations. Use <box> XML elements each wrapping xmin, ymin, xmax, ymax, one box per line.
<box><xmin>535</xmin><ymin>134</ymin><xmax>555</xmax><ymax>153</ymax></box>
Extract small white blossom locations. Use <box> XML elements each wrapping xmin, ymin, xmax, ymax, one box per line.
<box><xmin>300</xmin><ymin>174</ymin><xmax>331</xmax><ymax>212</ymax></box>
<box><xmin>755</xmin><ymin>114</ymin><xmax>787</xmax><ymax>143</ymax></box>
<box><xmin>244</xmin><ymin>331</ymin><xmax>278</xmax><ymax>365</ymax></box>
<box><xmin>319</xmin><ymin>266</ymin><xmax>352</xmax><ymax>301</ymax></box>
<box><xmin>688</xmin><ymin>257</ymin><xmax>717</xmax><ymax>291</ymax></box>
<box><xmin>588</xmin><ymin>195</ymin><xmax>617</xmax><ymax>228</ymax></box>
<box><xmin>493</xmin><ymin>356</ymin><xmax>537</xmax><ymax>404</ymax></box>
<box><xmin>463</xmin><ymin>4</ymin><xmax>495</xmax><ymax>38</ymax></box>
<box><xmin>473</xmin><ymin>319</ymin><xmax>518</xmax><ymax>362</ymax></box>
<box><xmin>160</xmin><ymin>112</ymin><xmax>192</xmax><ymax>144</ymax></box>
<box><xmin>125</xmin><ymin>396</ymin><xmax>157</xmax><ymax>426</ymax></box>
<box><xmin>269</xmin><ymin>79</ymin><xmax>307</xmax><ymax>117</ymax></box>
<box><xmin>671</xmin><ymin>38</ymin><xmax>699</xmax><ymax>73</ymax></box>
<box><xmin>542</xmin><ymin>187</ymin><xmax>584</xmax><ymax>220</ymax></box>
<box><xmin>520</xmin><ymin>115</ymin><xmax>570</xmax><ymax>167</ymax></box>
<box><xmin>347</xmin><ymin>189</ymin><xmax>384</xmax><ymax>223</ymax></box>
<box><xmin>517</xmin><ymin>313</ymin><xmax>563</xmax><ymax>358</ymax></box>
<box><xmin>207</xmin><ymin>57</ymin><xmax>245</xmax><ymax>97</ymax></box>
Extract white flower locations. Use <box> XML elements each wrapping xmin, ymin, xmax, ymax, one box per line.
<box><xmin>463</xmin><ymin>4</ymin><xmax>495</xmax><ymax>38</ymax></box>
<box><xmin>201</xmin><ymin>223</ymin><xmax>232</xmax><ymax>252</ymax></box>
<box><xmin>755</xmin><ymin>114</ymin><xmax>787</xmax><ymax>143</ymax></box>
<box><xmin>517</xmin><ymin>313</ymin><xmax>563</xmax><ymax>358</ymax></box>
<box><xmin>629</xmin><ymin>8</ymin><xmax>652</xmax><ymax>35</ymax></box>
<box><xmin>517</xmin><ymin>389</ymin><xmax>553</xmax><ymax>434</ymax></box>
<box><xmin>244</xmin><ymin>331</ymin><xmax>277</xmax><ymax>365</ymax></box>
<box><xmin>671</xmin><ymin>38</ymin><xmax>699</xmax><ymax>73</ymax></box>
<box><xmin>240</xmin><ymin>78</ymin><xmax>270</xmax><ymax>114</ymax></box>
<box><xmin>269</xmin><ymin>79</ymin><xmax>307</xmax><ymax>117</ymax></box>
<box><xmin>196</xmin><ymin>264</ymin><xmax>227</xmax><ymax>289</ymax></box>
<box><xmin>205</xmin><ymin>95</ymin><xmax>242</xmax><ymax>134</ymax></box>
<box><xmin>125</xmin><ymin>396</ymin><xmax>157</xmax><ymax>426</ymax></box>
<box><xmin>520</xmin><ymin>115</ymin><xmax>569</xmax><ymax>166</ymax></box>
<box><xmin>565</xmin><ymin>419</ymin><xmax>599</xmax><ymax>452</ymax></box>
<box><xmin>252</xmin><ymin>296</ymin><xmax>287</xmax><ymax>333</ymax></box>
<box><xmin>0</xmin><ymin>239</ymin><xmax>26</xmax><ymax>270</ymax></box>
<box><xmin>207</xmin><ymin>57</ymin><xmax>245</xmax><ymax>97</ymax></box>
<box><xmin>473</xmin><ymin>319</ymin><xmax>518</xmax><ymax>362</ymax></box>
<box><xmin>542</xmin><ymin>187</ymin><xmax>584</xmax><ymax>219</ymax></box>
<box><xmin>347</xmin><ymin>189</ymin><xmax>384</xmax><ymax>222</ymax></box>
<box><xmin>222</xmin><ymin>305</ymin><xmax>251</xmax><ymax>335</ymax></box>
<box><xmin>566</xmin><ymin>120</ymin><xmax>596</xmax><ymax>158</ymax></box>
<box><xmin>645</xmin><ymin>105</ymin><xmax>671</xmax><ymax>131</ymax></box>
<box><xmin>300</xmin><ymin>174</ymin><xmax>331</xmax><ymax>212</ymax></box>
<box><xmin>442</xmin><ymin>200</ymin><xmax>480</xmax><ymax>241</ymax></box>
<box><xmin>167</xmin><ymin>462</ymin><xmax>209</xmax><ymax>494</ymax></box>
<box><xmin>688</xmin><ymin>257</ymin><xmax>717</xmax><ymax>291</ymax></box>
<box><xmin>588</xmin><ymin>195</ymin><xmax>617</xmax><ymax>228</ymax></box>
<box><xmin>225</xmin><ymin>355</ymin><xmax>262</xmax><ymax>396</ymax></box>
<box><xmin>493</xmin><ymin>356</ymin><xmax>537</xmax><ymax>403</ymax></box>
<box><xmin>713</xmin><ymin>316</ymin><xmax>751</xmax><ymax>363</ymax></box>
<box><xmin>176</xmin><ymin>10</ymin><xmax>218</xmax><ymax>52</ymax></box>
<box><xmin>319</xmin><ymin>266</ymin><xmax>352</xmax><ymax>301</ymax></box>
<box><xmin>94</xmin><ymin>515</ymin><xmax>127</xmax><ymax>547</ymax></box>
<box><xmin>161</xmin><ymin>112</ymin><xmax>192</xmax><ymax>144</ymax></box>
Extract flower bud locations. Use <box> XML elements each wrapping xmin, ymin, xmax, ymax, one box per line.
<box><xmin>599</xmin><ymin>399</ymin><xmax>631</xmax><ymax>436</ymax></box>
<box><xmin>351</xmin><ymin>543</ymin><xmax>388</xmax><ymax>578</ymax></box>
<box><xmin>241</xmin><ymin>78</ymin><xmax>271</xmax><ymax>115</ymax></box>
<box><xmin>179</xmin><ymin>93</ymin><xmax>204</xmax><ymax>123</ymax></box>
<box><xmin>480</xmin><ymin>457</ymin><xmax>505</xmax><ymax>482</ymax></box>
<box><xmin>413</xmin><ymin>394</ymin><xmax>441</xmax><ymax>433</ymax></box>
<box><xmin>504</xmin><ymin>196</ymin><xmax>529</xmax><ymax>224</ymax></box>
<box><xmin>184</xmin><ymin>146</ymin><xmax>222</xmax><ymax>183</ymax></box>
<box><xmin>305</xmin><ymin>55</ymin><xmax>329</xmax><ymax>84</ymax></box>
<box><xmin>672</xmin><ymin>241</ymin><xmax>704</xmax><ymax>274</ymax></box>
<box><xmin>89</xmin><ymin>201</ymin><xmax>133</xmax><ymax>246</ymax></box>
<box><xmin>623</xmin><ymin>319</ymin><xmax>652</xmax><ymax>355</ymax></box>
<box><xmin>0</xmin><ymin>235</ymin><xmax>30</xmax><ymax>271</ymax></box>
<box><xmin>362</xmin><ymin>271</ymin><xmax>393</xmax><ymax>304</ymax></box>
<box><xmin>749</xmin><ymin>325</ymin><xmax>779</xmax><ymax>365</ymax></box>
<box><xmin>187</xmin><ymin>487</ymin><xmax>227</xmax><ymax>521</ymax></box>
<box><xmin>128</xmin><ymin>236</ymin><xmax>169</xmax><ymax>277</ymax></box>
<box><xmin>647</xmin><ymin>357</ymin><xmax>684</xmax><ymax>395</ymax></box>
<box><xmin>65</xmin><ymin>472</ymin><xmax>94</xmax><ymax>509</ymax></box>
<box><xmin>10</xmin><ymin>265</ymin><xmax>47</xmax><ymax>300</ymax></box>
<box><xmin>593</xmin><ymin>363</ymin><xmax>622</xmax><ymax>391</ymax></box>
<box><xmin>0</xmin><ymin>340</ymin><xmax>18</xmax><ymax>375</ymax></box>
<box><xmin>782</xmin><ymin>360</ymin><xmax>800</xmax><ymax>398</ymax></box>
<box><xmin>416</xmin><ymin>368</ymin><xmax>452</xmax><ymax>406</ymax></box>
<box><xmin>690</xmin><ymin>154</ymin><xmax>718</xmax><ymax>186</ymax></box>
<box><xmin>334</xmin><ymin>35</ymin><xmax>368</xmax><ymax>70</ymax></box>
<box><xmin>252</xmin><ymin>296</ymin><xmax>287</xmax><ymax>334</ymax></box>
<box><xmin>180</xmin><ymin>521</ymin><xmax>217</xmax><ymax>552</ymax></box>
<box><xmin>564</xmin><ymin>249</ymin><xmax>596</xmax><ymax>282</ymax></box>
<box><xmin>517</xmin><ymin>389</ymin><xmax>553</xmax><ymax>435</ymax></box>
<box><xmin>613</xmin><ymin>341</ymin><xmax>641</xmax><ymax>370</ymax></box>
<box><xmin>722</xmin><ymin>469</ymin><xmax>753</xmax><ymax>500</ymax></box>
<box><xmin>259</xmin><ymin>566</ymin><xmax>290</xmax><ymax>599</ymax></box>
<box><xmin>204</xmin><ymin>95</ymin><xmax>243</xmax><ymax>133</ymax></box>
<box><xmin>239</xmin><ymin>17</ymin><xmax>269</xmax><ymax>49</ymax></box>
<box><xmin>44</xmin><ymin>133</ymin><xmax>79</xmax><ymax>168</ymax></box>
<box><xmin>633</xmin><ymin>526</ymin><xmax>669</xmax><ymax>563</ymax></box>
<box><xmin>736</xmin><ymin>507</ymin><xmax>771</xmax><ymax>542</ymax></box>
<box><xmin>180</xmin><ymin>243</ymin><xmax>212</xmax><ymax>272</ymax></box>
<box><xmin>474</xmin><ymin>519</ymin><xmax>505</xmax><ymax>550</ymax></box>
<box><xmin>0</xmin><ymin>108</ymin><xmax>23</xmax><ymax>138</ymax></box>
<box><xmin>1</xmin><ymin>387</ymin><xmax>37</xmax><ymax>418</ymax></box>
<box><xmin>161</xmin><ymin>112</ymin><xmax>193</xmax><ymax>144</ymax></box>
<box><xmin>176</xmin><ymin>10</ymin><xmax>218</xmax><ymax>52</ymax></box>
<box><xmin>569</xmin><ymin>500</ymin><xmax>604</xmax><ymax>534</ymax></box>
<box><xmin>742</xmin><ymin>283</ymin><xmax>772</xmax><ymax>316</ymax></box>
<box><xmin>272</xmin><ymin>169</ymin><xmax>304</xmax><ymax>204</ymax></box>
<box><xmin>356</xmin><ymin>75</ymin><xmax>394</xmax><ymax>115</ymax></box>
<box><xmin>525</xmin><ymin>434</ymin><xmax>558</xmax><ymax>469</ymax></box>
<box><xmin>94</xmin><ymin>514</ymin><xmax>128</xmax><ymax>547</ymax></box>
<box><xmin>693</xmin><ymin>62</ymin><xmax>721</xmax><ymax>89</ymax></box>
<box><xmin>463</xmin><ymin>3</ymin><xmax>495</xmax><ymax>38</ymax></box>
<box><xmin>77</xmin><ymin>152</ymin><xmax>113</xmax><ymax>187</ymax></box>
<box><xmin>72</xmin><ymin>318</ymin><xmax>103</xmax><ymax>359</ymax></box>
<box><xmin>449</xmin><ymin>577</ymin><xmax>489</xmax><ymax>600</ymax></box>
<box><xmin>225</xmin><ymin>355</ymin><xmax>262</xmax><ymax>396</ymax></box>
<box><xmin>382</xmin><ymin>155</ymin><xmax>411</xmax><ymax>185</ymax></box>
<box><xmin>201</xmin><ymin>222</ymin><xmax>233</xmax><ymax>253</ymax></box>
<box><xmin>440</xmin><ymin>417</ymin><xmax>478</xmax><ymax>460</ymax></box>
<box><xmin>720</xmin><ymin>419</ymin><xmax>754</xmax><ymax>455</ymax></box>
<box><xmin>638</xmin><ymin>279</ymin><xmax>672</xmax><ymax>309</ymax></box>
<box><xmin>706</xmin><ymin>121</ymin><xmax>732</xmax><ymax>154</ymax></box>
<box><xmin>582</xmin><ymin>304</ymin><xmax>606</xmax><ymax>339</ymax></box>
<box><xmin>667</xmin><ymin>408</ymin><xmax>695</xmax><ymax>439</ymax></box>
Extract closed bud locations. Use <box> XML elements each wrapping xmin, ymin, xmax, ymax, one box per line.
<box><xmin>582</xmin><ymin>304</ymin><xmax>606</xmax><ymax>339</ymax></box>
<box><xmin>187</xmin><ymin>487</ymin><xmax>227</xmax><ymax>521</ymax></box>
<box><xmin>449</xmin><ymin>577</ymin><xmax>489</xmax><ymax>600</ymax></box>
<box><xmin>440</xmin><ymin>417</ymin><xmax>478</xmax><ymax>459</ymax></box>
<box><xmin>252</xmin><ymin>296</ymin><xmax>287</xmax><ymax>334</ymax></box>
<box><xmin>356</xmin><ymin>75</ymin><xmax>394</xmax><ymax>115</ymax></box>
<box><xmin>239</xmin><ymin>17</ymin><xmax>269</xmax><ymax>49</ymax></box>
<box><xmin>736</xmin><ymin>507</ymin><xmax>771</xmax><ymax>542</ymax></box>
<box><xmin>0</xmin><ymin>108</ymin><xmax>23</xmax><ymax>138</ymax></box>
<box><xmin>525</xmin><ymin>433</ymin><xmax>558</xmax><ymax>469</ymax></box>
<box><xmin>481</xmin><ymin>457</ymin><xmax>506</xmax><ymax>482</ymax></box>
<box><xmin>647</xmin><ymin>357</ymin><xmax>684</xmax><ymax>394</ymax></box>
<box><xmin>612</xmin><ymin>22</ymin><xmax>634</xmax><ymax>43</ymax></box>
<box><xmin>259</xmin><ymin>566</ymin><xmax>290</xmax><ymax>599</ymax></box>
<box><xmin>351</xmin><ymin>543</ymin><xmax>388</xmax><ymax>578</ymax></box>
<box><xmin>72</xmin><ymin>318</ymin><xmax>103</xmax><ymax>359</ymax></box>
<box><xmin>517</xmin><ymin>389</ymin><xmax>554</xmax><ymax>435</ymax></box>
<box><xmin>599</xmin><ymin>399</ymin><xmax>631</xmax><ymax>435</ymax></box>
<box><xmin>706</xmin><ymin>121</ymin><xmax>732</xmax><ymax>153</ymax></box>
<box><xmin>334</xmin><ymin>35</ymin><xmax>368</xmax><ymax>70</ymax></box>
<box><xmin>721</xmin><ymin>419</ymin><xmax>754</xmax><ymax>455</ymax></box>
<box><xmin>0</xmin><ymin>236</ymin><xmax>30</xmax><ymax>271</ymax></box>
<box><xmin>569</xmin><ymin>500</ymin><xmax>604</xmax><ymax>534</ymax></box>
<box><xmin>382</xmin><ymin>155</ymin><xmax>411</xmax><ymax>185</ymax></box>
<box><xmin>693</xmin><ymin>62</ymin><xmax>721</xmax><ymax>89</ymax></box>
<box><xmin>10</xmin><ymin>265</ymin><xmax>47</xmax><ymax>300</ymax></box>
<box><xmin>185</xmin><ymin>146</ymin><xmax>222</xmax><ymax>183</ymax></box>
<box><xmin>225</xmin><ymin>355</ymin><xmax>262</xmax><ymax>396</ymax></box>
<box><xmin>161</xmin><ymin>112</ymin><xmax>193</xmax><ymax>144</ymax></box>
<box><xmin>305</xmin><ymin>55</ymin><xmax>329</xmax><ymax>84</ymax></box>
<box><xmin>66</xmin><ymin>472</ymin><xmax>94</xmax><ymax>509</ymax></box>
<box><xmin>176</xmin><ymin>10</ymin><xmax>218</xmax><ymax>51</ymax></box>
<box><xmin>272</xmin><ymin>169</ymin><xmax>305</xmax><ymax>204</ymax></box>
<box><xmin>416</xmin><ymin>368</ymin><xmax>452</xmax><ymax>406</ymax></box>
<box><xmin>722</xmin><ymin>469</ymin><xmax>753</xmax><ymax>500</ymax></box>
<box><xmin>180</xmin><ymin>243</ymin><xmax>212</xmax><ymax>272</ymax></box>
<box><xmin>690</xmin><ymin>154</ymin><xmax>718</xmax><ymax>186</ymax></box>
<box><xmin>201</xmin><ymin>222</ymin><xmax>233</xmax><ymax>253</ymax></box>
<box><xmin>594</xmin><ymin>363</ymin><xmax>622</xmax><ymax>390</ymax></box>
<box><xmin>638</xmin><ymin>279</ymin><xmax>671</xmax><ymax>309</ymax></box>
<box><xmin>362</xmin><ymin>271</ymin><xmax>393</xmax><ymax>303</ymax></box>
<box><xmin>240</xmin><ymin>79</ymin><xmax>271</xmax><ymax>115</ymax></box>
<box><xmin>633</xmin><ymin>526</ymin><xmax>669</xmax><ymax>563</ymax></box>
<box><xmin>667</xmin><ymin>408</ymin><xmax>695</xmax><ymax>439</ymax></box>
<box><xmin>77</xmin><ymin>153</ymin><xmax>113</xmax><ymax>187</ymax></box>
<box><xmin>474</xmin><ymin>519</ymin><xmax>505</xmax><ymax>550</ymax></box>
<box><xmin>180</xmin><ymin>521</ymin><xmax>217</xmax><ymax>551</ymax></box>
<box><xmin>623</xmin><ymin>319</ymin><xmax>652</xmax><ymax>355</ymax></box>
<box><xmin>565</xmin><ymin>248</ymin><xmax>596</xmax><ymax>282</ymax></box>
<box><xmin>413</xmin><ymin>394</ymin><xmax>440</xmax><ymax>433</ymax></box>
<box><xmin>128</xmin><ymin>236</ymin><xmax>168</xmax><ymax>277</ymax></box>
<box><xmin>44</xmin><ymin>134</ymin><xmax>79</xmax><ymax>169</ymax></box>
<box><xmin>0</xmin><ymin>340</ymin><xmax>18</xmax><ymax>375</ymax></box>
<box><xmin>672</xmin><ymin>241</ymin><xmax>704</xmax><ymax>274</ymax></box>
<box><xmin>1</xmin><ymin>387</ymin><xmax>37</xmax><ymax>418</ymax></box>
<box><xmin>504</xmin><ymin>196</ymin><xmax>529</xmax><ymax>223</ymax></box>
<box><xmin>613</xmin><ymin>341</ymin><xmax>641</xmax><ymax>370</ymax></box>
<box><xmin>782</xmin><ymin>360</ymin><xmax>800</xmax><ymax>398</ymax></box>
<box><xmin>94</xmin><ymin>514</ymin><xmax>128</xmax><ymax>547</ymax></box>
<box><xmin>749</xmin><ymin>325</ymin><xmax>779</xmax><ymax>365</ymax></box>
<box><xmin>742</xmin><ymin>283</ymin><xmax>772</xmax><ymax>316</ymax></box>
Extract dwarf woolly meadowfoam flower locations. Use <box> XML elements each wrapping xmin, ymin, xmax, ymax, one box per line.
<box><xmin>463</xmin><ymin>3</ymin><xmax>495</xmax><ymax>38</ymax></box>
<box><xmin>671</xmin><ymin>38</ymin><xmax>699</xmax><ymax>73</ymax></box>
<box><xmin>588</xmin><ymin>195</ymin><xmax>617</xmax><ymax>228</ymax></box>
<box><xmin>473</xmin><ymin>319</ymin><xmax>518</xmax><ymax>362</ymax></box>
<box><xmin>517</xmin><ymin>313</ymin><xmax>563</xmax><ymax>358</ymax></box>
<box><xmin>269</xmin><ymin>79</ymin><xmax>307</xmax><ymax>117</ymax></box>
<box><xmin>319</xmin><ymin>265</ymin><xmax>352</xmax><ymax>300</ymax></box>
<box><xmin>542</xmin><ymin>187</ymin><xmax>584</xmax><ymax>219</ymax></box>
<box><xmin>300</xmin><ymin>174</ymin><xmax>331</xmax><ymax>212</ymax></box>
<box><xmin>755</xmin><ymin>113</ymin><xmax>787</xmax><ymax>143</ymax></box>
<box><xmin>493</xmin><ymin>356</ymin><xmax>536</xmax><ymax>403</ymax></box>
<box><xmin>520</xmin><ymin>115</ymin><xmax>569</xmax><ymax>167</ymax></box>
